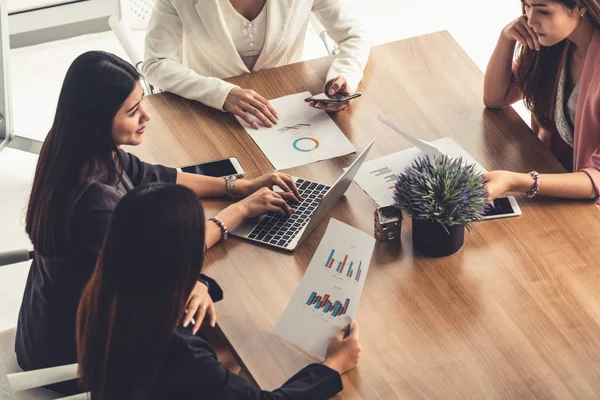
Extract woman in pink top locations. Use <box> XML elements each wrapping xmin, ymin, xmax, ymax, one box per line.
<box><xmin>483</xmin><ymin>0</ymin><xmax>600</xmax><ymax>205</ymax></box>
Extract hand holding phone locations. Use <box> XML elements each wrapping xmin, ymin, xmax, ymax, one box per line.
<box><xmin>304</xmin><ymin>92</ymin><xmax>362</xmax><ymax>104</ymax></box>
<box><xmin>305</xmin><ymin>92</ymin><xmax>361</xmax><ymax>113</ymax></box>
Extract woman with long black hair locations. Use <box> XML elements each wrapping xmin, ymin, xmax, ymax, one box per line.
<box><xmin>16</xmin><ymin>50</ymin><xmax>300</xmax><ymax>394</ymax></box>
<box><xmin>77</xmin><ymin>183</ymin><xmax>360</xmax><ymax>399</ymax></box>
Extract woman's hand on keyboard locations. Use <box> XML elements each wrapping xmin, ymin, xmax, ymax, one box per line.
<box><xmin>234</xmin><ymin>171</ymin><xmax>301</xmax><ymax>202</ymax></box>
<box><xmin>236</xmin><ymin>187</ymin><xmax>295</xmax><ymax>218</ymax></box>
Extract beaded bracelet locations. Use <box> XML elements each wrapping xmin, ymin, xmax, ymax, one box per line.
<box><xmin>209</xmin><ymin>217</ymin><xmax>228</xmax><ymax>240</ymax></box>
<box><xmin>527</xmin><ymin>171</ymin><xmax>540</xmax><ymax>198</ymax></box>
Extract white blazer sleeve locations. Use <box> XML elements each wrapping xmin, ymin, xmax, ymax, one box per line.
<box><xmin>312</xmin><ymin>0</ymin><xmax>371</xmax><ymax>92</ymax></box>
<box><xmin>142</xmin><ymin>0</ymin><xmax>237</xmax><ymax>111</ymax></box>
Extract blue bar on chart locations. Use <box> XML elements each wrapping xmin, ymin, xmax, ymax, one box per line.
<box><xmin>371</xmin><ymin>167</ymin><xmax>392</xmax><ymax>176</ymax></box>
<box><xmin>325</xmin><ymin>249</ymin><xmax>362</xmax><ymax>282</ymax></box>
<box><xmin>305</xmin><ymin>292</ymin><xmax>350</xmax><ymax>317</ymax></box>
<box><xmin>306</xmin><ymin>292</ymin><xmax>317</xmax><ymax>305</ymax></box>
<box><xmin>325</xmin><ymin>249</ymin><xmax>335</xmax><ymax>268</ymax></box>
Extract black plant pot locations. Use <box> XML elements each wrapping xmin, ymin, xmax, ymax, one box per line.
<box><xmin>412</xmin><ymin>218</ymin><xmax>464</xmax><ymax>257</ymax></box>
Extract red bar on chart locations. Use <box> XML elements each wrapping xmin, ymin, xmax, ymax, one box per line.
<box><xmin>321</xmin><ymin>294</ymin><xmax>330</xmax><ymax>308</ymax></box>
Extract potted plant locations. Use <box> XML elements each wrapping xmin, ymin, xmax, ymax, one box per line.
<box><xmin>393</xmin><ymin>154</ymin><xmax>487</xmax><ymax>257</ymax></box>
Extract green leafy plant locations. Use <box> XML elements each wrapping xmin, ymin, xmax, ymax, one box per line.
<box><xmin>393</xmin><ymin>154</ymin><xmax>487</xmax><ymax>232</ymax></box>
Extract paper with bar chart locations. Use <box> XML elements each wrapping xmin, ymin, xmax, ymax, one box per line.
<box><xmin>273</xmin><ymin>219</ymin><xmax>375</xmax><ymax>358</ymax></box>
<box><xmin>235</xmin><ymin>92</ymin><xmax>356</xmax><ymax>170</ymax></box>
<box><xmin>350</xmin><ymin>137</ymin><xmax>487</xmax><ymax>206</ymax></box>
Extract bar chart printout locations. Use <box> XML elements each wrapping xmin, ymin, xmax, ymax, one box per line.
<box><xmin>325</xmin><ymin>249</ymin><xmax>363</xmax><ymax>282</ymax></box>
<box><xmin>370</xmin><ymin>166</ymin><xmax>398</xmax><ymax>189</ymax></box>
<box><xmin>272</xmin><ymin>219</ymin><xmax>375</xmax><ymax>357</ymax></box>
<box><xmin>305</xmin><ymin>292</ymin><xmax>350</xmax><ymax>317</ymax></box>
<box><xmin>349</xmin><ymin>138</ymin><xmax>488</xmax><ymax>206</ymax></box>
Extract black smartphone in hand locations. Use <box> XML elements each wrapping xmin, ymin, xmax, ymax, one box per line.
<box><xmin>304</xmin><ymin>92</ymin><xmax>362</xmax><ymax>104</ymax></box>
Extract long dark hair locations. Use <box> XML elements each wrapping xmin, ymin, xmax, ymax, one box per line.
<box><xmin>515</xmin><ymin>0</ymin><xmax>600</xmax><ymax>129</ymax></box>
<box><xmin>26</xmin><ymin>51</ymin><xmax>140</xmax><ymax>260</ymax></box>
<box><xmin>77</xmin><ymin>183</ymin><xmax>205</xmax><ymax>400</ymax></box>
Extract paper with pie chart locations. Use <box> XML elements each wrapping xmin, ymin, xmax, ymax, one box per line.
<box><xmin>273</xmin><ymin>218</ymin><xmax>375</xmax><ymax>358</ymax></box>
<box><xmin>235</xmin><ymin>92</ymin><xmax>356</xmax><ymax>170</ymax></box>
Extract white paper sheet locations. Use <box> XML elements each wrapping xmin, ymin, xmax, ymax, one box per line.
<box><xmin>350</xmin><ymin>138</ymin><xmax>488</xmax><ymax>207</ymax></box>
<box><xmin>272</xmin><ymin>219</ymin><xmax>375</xmax><ymax>358</ymax></box>
<box><xmin>235</xmin><ymin>92</ymin><xmax>356</xmax><ymax>170</ymax></box>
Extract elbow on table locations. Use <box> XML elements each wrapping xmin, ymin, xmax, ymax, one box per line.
<box><xmin>482</xmin><ymin>94</ymin><xmax>508</xmax><ymax>109</ymax></box>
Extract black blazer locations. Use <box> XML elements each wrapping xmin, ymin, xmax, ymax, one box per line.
<box><xmin>150</xmin><ymin>325</ymin><xmax>343</xmax><ymax>399</ymax></box>
<box><xmin>15</xmin><ymin>150</ymin><xmax>178</xmax><ymax>394</ymax></box>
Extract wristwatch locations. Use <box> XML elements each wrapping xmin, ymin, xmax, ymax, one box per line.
<box><xmin>225</xmin><ymin>175</ymin><xmax>236</xmax><ymax>198</ymax></box>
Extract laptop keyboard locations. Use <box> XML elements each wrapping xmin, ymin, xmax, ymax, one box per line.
<box><xmin>247</xmin><ymin>178</ymin><xmax>331</xmax><ymax>248</ymax></box>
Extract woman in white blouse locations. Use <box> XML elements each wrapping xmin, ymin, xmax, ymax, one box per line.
<box><xmin>143</xmin><ymin>0</ymin><xmax>371</xmax><ymax>129</ymax></box>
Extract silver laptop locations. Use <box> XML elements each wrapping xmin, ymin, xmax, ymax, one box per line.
<box><xmin>231</xmin><ymin>140</ymin><xmax>375</xmax><ymax>251</ymax></box>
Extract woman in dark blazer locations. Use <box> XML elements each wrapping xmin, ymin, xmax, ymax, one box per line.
<box><xmin>77</xmin><ymin>183</ymin><xmax>361</xmax><ymax>400</ymax></box>
<box><xmin>16</xmin><ymin>51</ymin><xmax>301</xmax><ymax>394</ymax></box>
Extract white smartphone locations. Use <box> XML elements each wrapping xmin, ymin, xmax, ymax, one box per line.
<box><xmin>482</xmin><ymin>196</ymin><xmax>522</xmax><ymax>220</ymax></box>
<box><xmin>177</xmin><ymin>157</ymin><xmax>245</xmax><ymax>178</ymax></box>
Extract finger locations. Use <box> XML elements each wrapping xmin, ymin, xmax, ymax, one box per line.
<box><xmin>348</xmin><ymin>321</ymin><xmax>359</xmax><ymax>339</ymax></box>
<box><xmin>277</xmin><ymin>191</ymin><xmax>299</xmax><ymax>203</ymax></box>
<box><xmin>243</xmin><ymin>104</ymin><xmax>273</xmax><ymax>128</ymax></box>
<box><xmin>183</xmin><ymin>299</ymin><xmax>200</xmax><ymax>327</ymax></box>
<box><xmin>273</xmin><ymin>176</ymin><xmax>298</xmax><ymax>202</ymax></box>
<box><xmin>336</xmin><ymin>324</ymin><xmax>350</xmax><ymax>340</ymax></box>
<box><xmin>338</xmin><ymin>81</ymin><xmax>350</xmax><ymax>95</ymax></box>
<box><xmin>281</xmin><ymin>174</ymin><xmax>301</xmax><ymax>199</ymax></box>
<box><xmin>265</xmin><ymin>194</ymin><xmax>292</xmax><ymax>216</ymax></box>
<box><xmin>522</xmin><ymin>22</ymin><xmax>540</xmax><ymax>50</ymax></box>
<box><xmin>326</xmin><ymin>103</ymin><xmax>349</xmax><ymax>112</ymax></box>
<box><xmin>254</xmin><ymin>94</ymin><xmax>279</xmax><ymax>121</ymax></box>
<box><xmin>235</xmin><ymin>109</ymin><xmax>260</xmax><ymax>129</ymax></box>
<box><xmin>328</xmin><ymin>77</ymin><xmax>344</xmax><ymax>95</ymax></box>
<box><xmin>511</xmin><ymin>29</ymin><xmax>529</xmax><ymax>49</ymax></box>
<box><xmin>484</xmin><ymin>186</ymin><xmax>493</xmax><ymax>203</ymax></box>
<box><xmin>250</xmin><ymin>98</ymin><xmax>277</xmax><ymax>125</ymax></box>
<box><xmin>270</xmin><ymin>196</ymin><xmax>293</xmax><ymax>216</ymax></box>
<box><xmin>193</xmin><ymin>305</ymin><xmax>207</xmax><ymax>335</ymax></box>
<box><xmin>265</xmin><ymin>203</ymin><xmax>288</xmax><ymax>216</ymax></box>
<box><xmin>207</xmin><ymin>303</ymin><xmax>217</xmax><ymax>328</ymax></box>
<box><xmin>514</xmin><ymin>25</ymin><xmax>534</xmax><ymax>49</ymax></box>
<box><xmin>311</xmin><ymin>101</ymin><xmax>326</xmax><ymax>109</ymax></box>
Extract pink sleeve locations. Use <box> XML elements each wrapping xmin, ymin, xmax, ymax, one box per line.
<box><xmin>504</xmin><ymin>62</ymin><xmax>524</xmax><ymax>105</ymax></box>
<box><xmin>581</xmin><ymin>166</ymin><xmax>600</xmax><ymax>205</ymax></box>
<box><xmin>578</xmin><ymin>82</ymin><xmax>600</xmax><ymax>204</ymax></box>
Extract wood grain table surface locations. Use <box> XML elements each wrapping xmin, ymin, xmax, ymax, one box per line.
<box><xmin>127</xmin><ymin>31</ymin><xmax>600</xmax><ymax>399</ymax></box>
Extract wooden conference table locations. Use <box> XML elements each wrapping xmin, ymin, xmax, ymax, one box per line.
<box><xmin>128</xmin><ymin>31</ymin><xmax>600</xmax><ymax>399</ymax></box>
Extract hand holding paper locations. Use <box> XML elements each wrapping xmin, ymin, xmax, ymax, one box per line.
<box><xmin>323</xmin><ymin>321</ymin><xmax>361</xmax><ymax>375</ymax></box>
<box><xmin>273</xmin><ymin>219</ymin><xmax>374</xmax><ymax>358</ymax></box>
